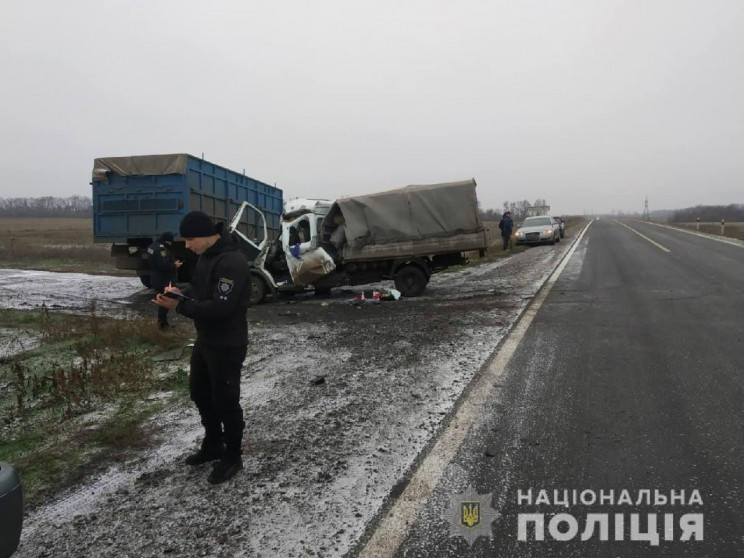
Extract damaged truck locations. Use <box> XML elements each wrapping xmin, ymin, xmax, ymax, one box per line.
<box><xmin>233</xmin><ymin>179</ymin><xmax>489</xmax><ymax>303</ymax></box>
<box><xmin>91</xmin><ymin>153</ymin><xmax>283</xmax><ymax>287</ymax></box>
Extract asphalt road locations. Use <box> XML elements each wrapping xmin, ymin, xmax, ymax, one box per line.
<box><xmin>388</xmin><ymin>218</ymin><xmax>744</xmax><ymax>557</ymax></box>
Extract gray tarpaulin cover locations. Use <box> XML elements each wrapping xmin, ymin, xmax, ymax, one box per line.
<box><xmin>330</xmin><ymin>179</ymin><xmax>483</xmax><ymax>249</ymax></box>
<box><xmin>92</xmin><ymin>154</ymin><xmax>189</xmax><ymax>183</ymax></box>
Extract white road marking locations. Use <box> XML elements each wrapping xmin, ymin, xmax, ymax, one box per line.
<box><xmin>642</xmin><ymin>220</ymin><xmax>744</xmax><ymax>248</ymax></box>
<box><xmin>358</xmin><ymin>221</ymin><xmax>594</xmax><ymax>557</ymax></box>
<box><xmin>614</xmin><ymin>220</ymin><xmax>670</xmax><ymax>253</ymax></box>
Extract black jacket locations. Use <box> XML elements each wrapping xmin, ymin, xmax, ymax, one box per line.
<box><xmin>147</xmin><ymin>241</ymin><xmax>178</xmax><ymax>291</ymax></box>
<box><xmin>498</xmin><ymin>216</ymin><xmax>514</xmax><ymax>237</ymax></box>
<box><xmin>177</xmin><ymin>226</ymin><xmax>250</xmax><ymax>347</ymax></box>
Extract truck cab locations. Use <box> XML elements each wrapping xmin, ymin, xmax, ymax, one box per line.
<box><xmin>230</xmin><ymin>199</ymin><xmax>336</xmax><ymax>303</ymax></box>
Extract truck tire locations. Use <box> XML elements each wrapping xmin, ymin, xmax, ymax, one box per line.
<box><xmin>248</xmin><ymin>275</ymin><xmax>267</xmax><ymax>306</ymax></box>
<box><xmin>394</xmin><ymin>265</ymin><xmax>428</xmax><ymax>297</ymax></box>
<box><xmin>139</xmin><ymin>275</ymin><xmax>152</xmax><ymax>289</ymax></box>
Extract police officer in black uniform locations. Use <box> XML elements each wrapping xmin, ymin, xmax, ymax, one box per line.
<box><xmin>153</xmin><ymin>211</ymin><xmax>250</xmax><ymax>484</ymax></box>
<box><xmin>147</xmin><ymin>232</ymin><xmax>182</xmax><ymax>329</ymax></box>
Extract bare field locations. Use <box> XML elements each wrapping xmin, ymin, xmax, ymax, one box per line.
<box><xmin>676</xmin><ymin>221</ymin><xmax>744</xmax><ymax>241</ymax></box>
<box><xmin>0</xmin><ymin>217</ymin><xmax>114</xmax><ymax>274</ymax></box>
<box><xmin>0</xmin><ymin>217</ymin><xmax>94</xmax><ymax>243</ymax></box>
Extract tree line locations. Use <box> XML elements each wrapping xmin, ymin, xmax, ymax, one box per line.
<box><xmin>479</xmin><ymin>199</ymin><xmax>550</xmax><ymax>222</ymax></box>
<box><xmin>668</xmin><ymin>204</ymin><xmax>744</xmax><ymax>223</ymax></box>
<box><xmin>0</xmin><ymin>196</ymin><xmax>92</xmax><ymax>217</ymax></box>
<box><xmin>6</xmin><ymin>196</ymin><xmax>741</xmax><ymax>224</ymax></box>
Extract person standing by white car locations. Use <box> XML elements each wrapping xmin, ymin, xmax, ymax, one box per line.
<box><xmin>498</xmin><ymin>211</ymin><xmax>514</xmax><ymax>250</ymax></box>
<box><xmin>552</xmin><ymin>216</ymin><xmax>565</xmax><ymax>238</ymax></box>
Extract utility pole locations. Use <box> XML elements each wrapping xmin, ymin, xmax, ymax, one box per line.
<box><xmin>642</xmin><ymin>196</ymin><xmax>650</xmax><ymax>221</ymax></box>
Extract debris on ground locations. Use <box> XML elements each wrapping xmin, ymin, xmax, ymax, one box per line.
<box><xmin>344</xmin><ymin>288</ymin><xmax>400</xmax><ymax>306</ymax></box>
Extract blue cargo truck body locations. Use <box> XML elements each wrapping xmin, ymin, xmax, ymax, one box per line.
<box><xmin>91</xmin><ymin>153</ymin><xmax>283</xmax><ymax>287</ymax></box>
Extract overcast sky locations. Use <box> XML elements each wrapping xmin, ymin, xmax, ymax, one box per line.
<box><xmin>2</xmin><ymin>1</ymin><xmax>743</xmax><ymax>215</ymax></box>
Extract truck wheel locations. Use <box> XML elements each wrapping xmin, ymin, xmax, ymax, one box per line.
<box><xmin>139</xmin><ymin>275</ymin><xmax>152</xmax><ymax>288</ymax></box>
<box><xmin>248</xmin><ymin>276</ymin><xmax>266</xmax><ymax>305</ymax></box>
<box><xmin>394</xmin><ymin>265</ymin><xmax>428</xmax><ymax>297</ymax></box>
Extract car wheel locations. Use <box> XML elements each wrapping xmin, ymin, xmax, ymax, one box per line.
<box><xmin>551</xmin><ymin>234</ymin><xmax>557</xmax><ymax>245</ymax></box>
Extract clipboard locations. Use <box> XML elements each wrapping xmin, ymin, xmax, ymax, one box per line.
<box><xmin>164</xmin><ymin>290</ymin><xmax>192</xmax><ymax>301</ymax></box>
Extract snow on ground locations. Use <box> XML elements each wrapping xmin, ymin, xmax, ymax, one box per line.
<box><xmin>0</xmin><ymin>269</ymin><xmax>144</xmax><ymax>317</ymax></box>
<box><xmin>6</xmin><ymin>237</ymin><xmax>578</xmax><ymax>558</ymax></box>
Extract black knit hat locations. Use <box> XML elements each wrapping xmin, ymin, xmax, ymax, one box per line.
<box><xmin>159</xmin><ymin>231</ymin><xmax>174</xmax><ymax>242</ymax></box>
<box><xmin>180</xmin><ymin>211</ymin><xmax>216</xmax><ymax>238</ymax></box>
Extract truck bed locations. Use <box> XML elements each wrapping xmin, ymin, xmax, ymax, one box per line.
<box><xmin>92</xmin><ymin>154</ymin><xmax>283</xmax><ymax>242</ymax></box>
<box><xmin>340</xmin><ymin>230</ymin><xmax>488</xmax><ymax>261</ymax></box>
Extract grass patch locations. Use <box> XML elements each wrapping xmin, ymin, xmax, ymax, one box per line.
<box><xmin>0</xmin><ymin>217</ymin><xmax>118</xmax><ymax>274</ymax></box>
<box><xmin>0</xmin><ymin>305</ymin><xmax>193</xmax><ymax>508</ymax></box>
<box><xmin>674</xmin><ymin>221</ymin><xmax>744</xmax><ymax>242</ymax></box>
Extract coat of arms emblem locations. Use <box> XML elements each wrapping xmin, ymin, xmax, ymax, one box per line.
<box><xmin>447</xmin><ymin>485</ymin><xmax>499</xmax><ymax>546</ymax></box>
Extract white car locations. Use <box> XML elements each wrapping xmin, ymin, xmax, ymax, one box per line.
<box><xmin>514</xmin><ymin>216</ymin><xmax>561</xmax><ymax>245</ymax></box>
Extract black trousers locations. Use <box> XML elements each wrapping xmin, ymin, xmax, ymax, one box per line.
<box><xmin>502</xmin><ymin>235</ymin><xmax>511</xmax><ymax>250</ymax></box>
<box><xmin>155</xmin><ymin>285</ymin><xmax>169</xmax><ymax>325</ymax></box>
<box><xmin>189</xmin><ymin>341</ymin><xmax>247</xmax><ymax>458</ymax></box>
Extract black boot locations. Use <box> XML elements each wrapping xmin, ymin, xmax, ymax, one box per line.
<box><xmin>208</xmin><ymin>455</ymin><xmax>243</xmax><ymax>484</ymax></box>
<box><xmin>185</xmin><ymin>443</ymin><xmax>224</xmax><ymax>466</ymax></box>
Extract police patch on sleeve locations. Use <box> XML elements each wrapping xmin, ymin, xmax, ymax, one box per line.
<box><xmin>218</xmin><ymin>278</ymin><xmax>234</xmax><ymax>296</ymax></box>
<box><xmin>160</xmin><ymin>250</ymin><xmax>167</xmax><ymax>257</ymax></box>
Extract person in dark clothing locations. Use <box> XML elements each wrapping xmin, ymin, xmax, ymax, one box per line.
<box><xmin>153</xmin><ymin>211</ymin><xmax>251</xmax><ymax>484</ymax></box>
<box><xmin>147</xmin><ymin>232</ymin><xmax>182</xmax><ymax>329</ymax></box>
<box><xmin>498</xmin><ymin>211</ymin><xmax>514</xmax><ymax>250</ymax></box>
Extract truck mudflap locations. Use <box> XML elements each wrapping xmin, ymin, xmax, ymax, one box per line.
<box><xmin>286</xmin><ymin>246</ymin><xmax>336</xmax><ymax>286</ymax></box>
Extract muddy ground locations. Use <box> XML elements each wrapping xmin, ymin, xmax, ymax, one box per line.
<box><xmin>5</xmin><ymin>237</ymin><xmax>575</xmax><ymax>558</ymax></box>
